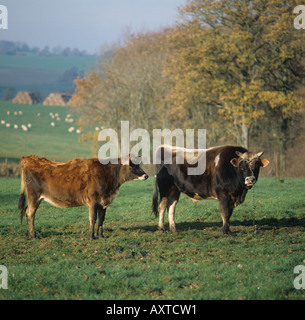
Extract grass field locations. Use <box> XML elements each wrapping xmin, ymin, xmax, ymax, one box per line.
<box><xmin>0</xmin><ymin>101</ymin><xmax>305</xmax><ymax>300</ymax></box>
<box><xmin>0</xmin><ymin>101</ymin><xmax>92</xmax><ymax>162</ymax></box>
<box><xmin>0</xmin><ymin>176</ymin><xmax>304</xmax><ymax>300</ymax></box>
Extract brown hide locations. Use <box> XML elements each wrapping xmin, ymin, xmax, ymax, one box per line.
<box><xmin>18</xmin><ymin>155</ymin><xmax>148</xmax><ymax>239</ymax></box>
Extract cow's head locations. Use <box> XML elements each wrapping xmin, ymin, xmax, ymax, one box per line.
<box><xmin>230</xmin><ymin>151</ymin><xmax>269</xmax><ymax>188</ymax></box>
<box><xmin>121</xmin><ymin>154</ymin><xmax>149</xmax><ymax>182</ymax></box>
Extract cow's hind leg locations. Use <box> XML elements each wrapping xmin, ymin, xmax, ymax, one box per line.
<box><xmin>96</xmin><ymin>204</ymin><xmax>106</xmax><ymax>239</ymax></box>
<box><xmin>26</xmin><ymin>197</ymin><xmax>41</xmax><ymax>238</ymax></box>
<box><xmin>88</xmin><ymin>203</ymin><xmax>97</xmax><ymax>240</ymax></box>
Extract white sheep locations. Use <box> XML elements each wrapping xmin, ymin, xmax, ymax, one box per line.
<box><xmin>51</xmin><ymin>122</ymin><xmax>55</xmax><ymax>127</ymax></box>
<box><xmin>14</xmin><ymin>111</ymin><xmax>18</xmax><ymax>115</ymax></box>
<box><xmin>68</xmin><ymin>126</ymin><xmax>75</xmax><ymax>132</ymax></box>
<box><xmin>6</xmin><ymin>123</ymin><xmax>10</xmax><ymax>127</ymax></box>
<box><xmin>1</xmin><ymin>120</ymin><xmax>5</xmax><ymax>124</ymax></box>
<box><xmin>19</xmin><ymin>111</ymin><xmax>23</xmax><ymax>115</ymax></box>
<box><xmin>27</xmin><ymin>124</ymin><xmax>32</xmax><ymax>128</ymax></box>
<box><xmin>21</xmin><ymin>125</ymin><xmax>28</xmax><ymax>132</ymax></box>
<box><xmin>7</xmin><ymin>111</ymin><xmax>10</xmax><ymax>115</ymax></box>
<box><xmin>14</xmin><ymin>124</ymin><xmax>18</xmax><ymax>129</ymax></box>
<box><xmin>76</xmin><ymin>129</ymin><xmax>81</xmax><ymax>134</ymax></box>
<box><xmin>37</xmin><ymin>113</ymin><xmax>40</xmax><ymax>117</ymax></box>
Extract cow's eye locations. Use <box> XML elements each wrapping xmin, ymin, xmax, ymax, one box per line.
<box><xmin>129</xmin><ymin>161</ymin><xmax>136</xmax><ymax>168</ymax></box>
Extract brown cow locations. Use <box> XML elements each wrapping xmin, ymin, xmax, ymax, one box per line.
<box><xmin>18</xmin><ymin>155</ymin><xmax>148</xmax><ymax>239</ymax></box>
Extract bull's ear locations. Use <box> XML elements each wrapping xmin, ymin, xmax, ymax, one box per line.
<box><xmin>230</xmin><ymin>158</ymin><xmax>240</xmax><ymax>167</ymax></box>
<box><xmin>260</xmin><ymin>158</ymin><xmax>269</xmax><ymax>168</ymax></box>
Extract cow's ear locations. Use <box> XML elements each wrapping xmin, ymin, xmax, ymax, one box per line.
<box><xmin>230</xmin><ymin>158</ymin><xmax>239</xmax><ymax>167</ymax></box>
<box><xmin>129</xmin><ymin>154</ymin><xmax>141</xmax><ymax>165</ymax></box>
<box><xmin>260</xmin><ymin>158</ymin><xmax>269</xmax><ymax>168</ymax></box>
<box><xmin>121</xmin><ymin>154</ymin><xmax>129</xmax><ymax>165</ymax></box>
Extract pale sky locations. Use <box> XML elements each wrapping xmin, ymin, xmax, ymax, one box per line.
<box><xmin>0</xmin><ymin>0</ymin><xmax>186</xmax><ymax>54</ymax></box>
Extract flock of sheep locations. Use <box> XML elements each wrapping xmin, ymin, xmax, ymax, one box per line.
<box><xmin>0</xmin><ymin>110</ymin><xmax>82</xmax><ymax>134</ymax></box>
<box><xmin>0</xmin><ymin>110</ymin><xmax>31</xmax><ymax>131</ymax></box>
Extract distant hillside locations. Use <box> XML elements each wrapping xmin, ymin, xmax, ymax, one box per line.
<box><xmin>0</xmin><ymin>40</ymin><xmax>92</xmax><ymax>57</ymax></box>
<box><xmin>0</xmin><ymin>42</ymin><xmax>98</xmax><ymax>100</ymax></box>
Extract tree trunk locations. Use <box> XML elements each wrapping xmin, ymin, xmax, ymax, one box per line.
<box><xmin>241</xmin><ymin>119</ymin><xmax>249</xmax><ymax>150</ymax></box>
<box><xmin>234</xmin><ymin>115</ymin><xmax>249</xmax><ymax>150</ymax></box>
<box><xmin>278</xmin><ymin>117</ymin><xmax>289</xmax><ymax>177</ymax></box>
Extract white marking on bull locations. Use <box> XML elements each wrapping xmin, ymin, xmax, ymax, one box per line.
<box><xmin>214</xmin><ymin>153</ymin><xmax>220</xmax><ymax>167</ymax></box>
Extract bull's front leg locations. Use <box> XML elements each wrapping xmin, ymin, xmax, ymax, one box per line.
<box><xmin>88</xmin><ymin>203</ymin><xmax>97</xmax><ymax>240</ymax></box>
<box><xmin>218</xmin><ymin>196</ymin><xmax>234</xmax><ymax>235</ymax></box>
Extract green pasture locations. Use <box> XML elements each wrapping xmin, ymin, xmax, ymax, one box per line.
<box><xmin>0</xmin><ymin>176</ymin><xmax>304</xmax><ymax>300</ymax></box>
<box><xmin>0</xmin><ymin>100</ymin><xmax>304</xmax><ymax>300</ymax></box>
<box><xmin>0</xmin><ymin>101</ymin><xmax>92</xmax><ymax>162</ymax></box>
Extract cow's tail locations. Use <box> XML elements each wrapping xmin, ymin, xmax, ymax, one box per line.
<box><xmin>152</xmin><ymin>176</ymin><xmax>159</xmax><ymax>217</ymax></box>
<box><xmin>18</xmin><ymin>162</ymin><xmax>27</xmax><ymax>224</ymax></box>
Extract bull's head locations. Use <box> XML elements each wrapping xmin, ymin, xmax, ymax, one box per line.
<box><xmin>230</xmin><ymin>151</ymin><xmax>269</xmax><ymax>188</ymax></box>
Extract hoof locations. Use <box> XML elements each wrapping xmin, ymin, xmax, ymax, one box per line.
<box><xmin>158</xmin><ymin>226</ymin><xmax>165</xmax><ymax>233</ymax></box>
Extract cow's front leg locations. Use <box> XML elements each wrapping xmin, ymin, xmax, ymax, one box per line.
<box><xmin>218</xmin><ymin>196</ymin><xmax>234</xmax><ymax>235</ymax></box>
<box><xmin>88</xmin><ymin>204</ymin><xmax>97</xmax><ymax>240</ymax></box>
<box><xmin>97</xmin><ymin>205</ymin><xmax>106</xmax><ymax>239</ymax></box>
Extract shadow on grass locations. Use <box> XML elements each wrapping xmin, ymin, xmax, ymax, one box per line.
<box><xmin>120</xmin><ymin>217</ymin><xmax>305</xmax><ymax>233</ymax></box>
<box><xmin>10</xmin><ymin>217</ymin><xmax>305</xmax><ymax>239</ymax></box>
<box><xmin>0</xmin><ymin>193</ymin><xmax>19</xmax><ymax>205</ymax></box>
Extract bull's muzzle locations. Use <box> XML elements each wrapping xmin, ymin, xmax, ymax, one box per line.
<box><xmin>245</xmin><ymin>176</ymin><xmax>256</xmax><ymax>187</ymax></box>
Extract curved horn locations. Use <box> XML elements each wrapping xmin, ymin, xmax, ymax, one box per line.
<box><xmin>256</xmin><ymin>151</ymin><xmax>264</xmax><ymax>158</ymax></box>
<box><xmin>235</xmin><ymin>151</ymin><xmax>248</xmax><ymax>159</ymax></box>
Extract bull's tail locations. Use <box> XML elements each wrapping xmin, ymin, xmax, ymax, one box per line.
<box><xmin>18</xmin><ymin>162</ymin><xmax>27</xmax><ymax>224</ymax></box>
<box><xmin>152</xmin><ymin>176</ymin><xmax>159</xmax><ymax>217</ymax></box>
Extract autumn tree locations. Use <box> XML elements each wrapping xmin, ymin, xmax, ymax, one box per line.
<box><xmin>165</xmin><ymin>0</ymin><xmax>305</xmax><ymax>168</ymax></box>
<box><xmin>70</xmin><ymin>30</ymin><xmax>171</xmax><ymax>154</ymax></box>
